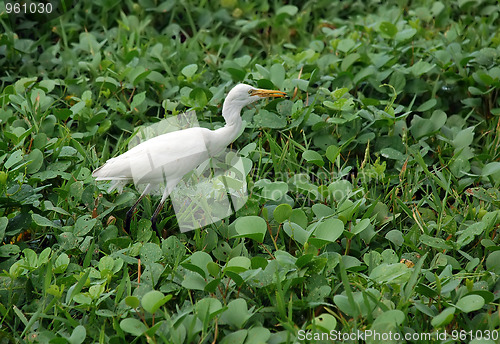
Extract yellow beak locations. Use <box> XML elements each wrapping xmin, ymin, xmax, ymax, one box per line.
<box><xmin>251</xmin><ymin>89</ymin><xmax>287</xmax><ymax>98</ymax></box>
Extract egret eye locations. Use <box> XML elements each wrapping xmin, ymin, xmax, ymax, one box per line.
<box><xmin>248</xmin><ymin>89</ymin><xmax>253</xmax><ymax>94</ymax></box>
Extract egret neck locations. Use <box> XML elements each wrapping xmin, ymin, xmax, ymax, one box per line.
<box><xmin>205</xmin><ymin>98</ymin><xmax>245</xmax><ymax>156</ymax></box>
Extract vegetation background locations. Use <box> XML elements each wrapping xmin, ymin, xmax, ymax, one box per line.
<box><xmin>0</xmin><ymin>0</ymin><xmax>499</xmax><ymax>342</ymax></box>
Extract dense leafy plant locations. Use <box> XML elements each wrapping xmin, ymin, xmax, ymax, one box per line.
<box><xmin>1</xmin><ymin>0</ymin><xmax>499</xmax><ymax>343</ymax></box>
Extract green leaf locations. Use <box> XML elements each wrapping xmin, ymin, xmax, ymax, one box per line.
<box><xmin>352</xmin><ymin>219</ymin><xmax>370</xmax><ymax>235</ymax></box>
<box><xmin>120</xmin><ymin>318</ymin><xmax>147</xmax><ymax>336</ymax></box>
<box><xmin>420</xmin><ymin>234</ymin><xmax>453</xmax><ymax>250</ymax></box>
<box><xmin>308</xmin><ymin>218</ymin><xmax>344</xmax><ymax>247</ymax></box>
<box><xmin>270</xmin><ymin>63</ymin><xmax>285</xmax><ymax>88</ymax></box>
<box><xmin>95</xmin><ymin>76</ymin><xmax>119</xmax><ymax>91</ymax></box>
<box><xmin>276</xmin><ymin>5</ymin><xmax>298</xmax><ymax>16</ymax></box>
<box><xmin>455</xmin><ymin>295</ymin><xmax>484</xmax><ymax>313</ymax></box>
<box><xmin>431</xmin><ymin>307</ymin><xmax>455</xmax><ymax>328</ymax></box>
<box><xmin>140</xmin><ymin>243</ymin><xmax>163</xmax><ymax>263</ymax></box>
<box><xmin>74</xmin><ymin>215</ymin><xmax>97</xmax><ymax>236</ymax></box>
<box><xmin>273</xmin><ymin>203</ymin><xmax>292</xmax><ymax>223</ymax></box>
<box><xmin>311</xmin><ymin>204</ymin><xmax>334</xmax><ymax>218</ymax></box>
<box><xmin>303</xmin><ymin>150</ymin><xmax>324</xmax><ymax>167</ymax></box>
<box><xmin>125</xmin><ymin>296</ymin><xmax>140</xmax><ymax>309</ymax></box>
<box><xmin>370</xmin><ymin>263</ymin><xmax>411</xmax><ymax>284</ymax></box>
<box><xmin>283</xmin><ymin>222</ymin><xmax>310</xmax><ymax>245</ymax></box>
<box><xmin>416</xmin><ymin>98</ymin><xmax>437</xmax><ymax>112</ymax></box>
<box><xmin>486</xmin><ymin>251</ymin><xmax>500</xmax><ymax>274</ymax></box>
<box><xmin>313</xmin><ymin>313</ymin><xmax>337</xmax><ymax>331</ymax></box>
<box><xmin>482</xmin><ymin>162</ymin><xmax>500</xmax><ymax>177</ymax></box>
<box><xmin>325</xmin><ymin>145</ymin><xmax>340</xmax><ymax>163</ymax></box>
<box><xmin>130</xmin><ymin>91</ymin><xmax>146</xmax><ymax>109</ymax></box>
<box><xmin>451</xmin><ymin>127</ymin><xmax>474</xmax><ymax>149</ymax></box>
<box><xmin>395</xmin><ymin>28</ymin><xmax>417</xmax><ymax>41</ymax></box>
<box><xmin>456</xmin><ymin>222</ymin><xmax>486</xmax><ymax>247</ymax></box>
<box><xmin>254</xmin><ymin>179</ymin><xmax>288</xmax><ymax>201</ymax></box>
<box><xmin>181</xmin><ymin>64</ymin><xmax>198</xmax><ymax>78</ymax></box>
<box><xmin>225</xmin><ymin>256</ymin><xmax>251</xmax><ymax>273</ymax></box>
<box><xmin>253</xmin><ymin>109</ymin><xmax>287</xmax><ymax>129</ymax></box>
<box><xmin>32</xmin><ymin>214</ymin><xmax>59</xmax><ymax>228</ymax></box>
<box><xmin>233</xmin><ymin>216</ymin><xmax>266</xmax><ymax>242</ymax></box>
<box><xmin>182</xmin><ymin>251</ymin><xmax>213</xmax><ymax>278</ymax></box>
<box><xmin>141</xmin><ymin>290</ymin><xmax>171</xmax><ymax>313</ymax></box>
<box><xmin>341</xmin><ymin>53</ymin><xmax>360</xmax><ymax>71</ymax></box>
<box><xmin>385</xmin><ymin>230</ymin><xmax>404</xmax><ymax>248</ymax></box>
<box><xmin>337</xmin><ymin>38</ymin><xmax>355</xmax><ymax>53</ymax></box>
<box><xmin>409</xmin><ymin>60</ymin><xmax>435</xmax><ymax>76</ymax></box>
<box><xmin>380</xmin><ymin>147</ymin><xmax>404</xmax><ymax>160</ymax></box>
<box><xmin>68</xmin><ymin>325</ymin><xmax>86</xmax><ymax>344</ymax></box>
<box><xmin>0</xmin><ymin>217</ymin><xmax>7</xmax><ymax>242</ymax></box>
<box><xmin>220</xmin><ymin>299</ymin><xmax>252</xmax><ymax>328</ymax></box>
<box><xmin>5</xmin><ymin>150</ymin><xmax>23</xmax><ymax>170</ymax></box>
<box><xmin>54</xmin><ymin>253</ymin><xmax>70</xmax><ymax>273</ymax></box>
<box><xmin>379</xmin><ymin>22</ymin><xmax>398</xmax><ymax>38</ymax></box>
<box><xmin>25</xmin><ymin>149</ymin><xmax>43</xmax><ymax>174</ymax></box>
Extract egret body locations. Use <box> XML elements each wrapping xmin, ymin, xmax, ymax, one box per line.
<box><xmin>93</xmin><ymin>84</ymin><xmax>286</xmax><ymax>232</ymax></box>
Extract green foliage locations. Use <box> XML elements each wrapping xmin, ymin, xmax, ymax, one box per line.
<box><xmin>1</xmin><ymin>0</ymin><xmax>500</xmax><ymax>342</ymax></box>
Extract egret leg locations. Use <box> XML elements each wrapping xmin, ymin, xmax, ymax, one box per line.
<box><xmin>125</xmin><ymin>184</ymin><xmax>152</xmax><ymax>232</ymax></box>
<box><xmin>151</xmin><ymin>180</ymin><xmax>179</xmax><ymax>233</ymax></box>
<box><xmin>151</xmin><ymin>200</ymin><xmax>166</xmax><ymax>233</ymax></box>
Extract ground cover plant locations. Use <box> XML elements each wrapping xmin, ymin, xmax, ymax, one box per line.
<box><xmin>0</xmin><ymin>0</ymin><xmax>499</xmax><ymax>342</ymax></box>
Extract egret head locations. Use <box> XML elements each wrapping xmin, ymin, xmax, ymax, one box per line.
<box><xmin>222</xmin><ymin>84</ymin><xmax>286</xmax><ymax>125</ymax></box>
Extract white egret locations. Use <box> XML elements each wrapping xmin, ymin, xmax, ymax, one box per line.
<box><xmin>93</xmin><ymin>84</ymin><xmax>286</xmax><ymax>232</ymax></box>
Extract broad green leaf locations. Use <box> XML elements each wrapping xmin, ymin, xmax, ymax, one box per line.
<box><xmin>25</xmin><ymin>149</ymin><xmax>43</xmax><ymax>174</ymax></box>
<box><xmin>420</xmin><ymin>234</ymin><xmax>453</xmax><ymax>250</ymax></box>
<box><xmin>69</xmin><ymin>325</ymin><xmax>86</xmax><ymax>344</ymax></box>
<box><xmin>181</xmin><ymin>64</ymin><xmax>198</xmax><ymax>78</ymax></box>
<box><xmin>220</xmin><ymin>299</ymin><xmax>252</xmax><ymax>328</ymax></box>
<box><xmin>308</xmin><ymin>218</ymin><xmax>344</xmax><ymax>247</ymax></box>
<box><xmin>486</xmin><ymin>251</ymin><xmax>500</xmax><ymax>274</ymax></box>
<box><xmin>130</xmin><ymin>91</ymin><xmax>146</xmax><ymax>109</ymax></box>
<box><xmin>352</xmin><ymin>219</ymin><xmax>370</xmax><ymax>235</ymax></box>
<box><xmin>254</xmin><ymin>179</ymin><xmax>288</xmax><ymax>201</ymax></box>
<box><xmin>455</xmin><ymin>295</ymin><xmax>484</xmax><ymax>313</ymax></box>
<box><xmin>341</xmin><ymin>53</ymin><xmax>360</xmax><ymax>71</ymax></box>
<box><xmin>140</xmin><ymin>243</ymin><xmax>163</xmax><ymax>263</ymax></box>
<box><xmin>385</xmin><ymin>230</ymin><xmax>404</xmax><ymax>248</ymax></box>
<box><xmin>380</xmin><ymin>147</ymin><xmax>404</xmax><ymax>160</ymax></box>
<box><xmin>74</xmin><ymin>215</ymin><xmax>97</xmax><ymax>236</ymax></box>
<box><xmin>379</xmin><ymin>22</ymin><xmax>398</xmax><ymax>38</ymax></box>
<box><xmin>273</xmin><ymin>204</ymin><xmax>292</xmax><ymax>223</ymax></box>
<box><xmin>337</xmin><ymin>38</ymin><xmax>355</xmax><ymax>53</ymax></box>
<box><xmin>313</xmin><ymin>313</ymin><xmax>337</xmax><ymax>331</ymax></box>
<box><xmin>119</xmin><ymin>318</ymin><xmax>147</xmax><ymax>337</ymax></box>
<box><xmin>326</xmin><ymin>145</ymin><xmax>340</xmax><ymax>162</ymax></box>
<box><xmin>276</xmin><ymin>5</ymin><xmax>298</xmax><ymax>16</ymax></box>
<box><xmin>370</xmin><ymin>263</ymin><xmax>411</xmax><ymax>284</ymax></box>
<box><xmin>303</xmin><ymin>150</ymin><xmax>324</xmax><ymax>167</ymax></box>
<box><xmin>270</xmin><ymin>63</ymin><xmax>285</xmax><ymax>88</ymax></box>
<box><xmin>195</xmin><ymin>298</ymin><xmax>223</xmax><ymax>322</ymax></box>
<box><xmin>32</xmin><ymin>213</ymin><xmax>59</xmax><ymax>228</ymax></box>
<box><xmin>283</xmin><ymin>222</ymin><xmax>310</xmax><ymax>246</ymax></box>
<box><xmin>431</xmin><ymin>307</ymin><xmax>455</xmax><ymax>328</ymax></box>
<box><xmin>482</xmin><ymin>162</ymin><xmax>500</xmax><ymax>177</ymax></box>
<box><xmin>233</xmin><ymin>216</ymin><xmax>266</xmax><ymax>242</ymax></box>
<box><xmin>225</xmin><ymin>256</ymin><xmax>251</xmax><ymax>273</ymax></box>
<box><xmin>183</xmin><ymin>251</ymin><xmax>213</xmax><ymax>278</ymax></box>
<box><xmin>0</xmin><ymin>217</ymin><xmax>7</xmax><ymax>242</ymax></box>
<box><xmin>141</xmin><ymin>290</ymin><xmax>171</xmax><ymax>313</ymax></box>
<box><xmin>5</xmin><ymin>150</ymin><xmax>23</xmax><ymax>170</ymax></box>
<box><xmin>416</xmin><ymin>99</ymin><xmax>437</xmax><ymax>112</ymax></box>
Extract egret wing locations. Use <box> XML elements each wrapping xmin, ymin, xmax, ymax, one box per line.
<box><xmin>93</xmin><ymin>127</ymin><xmax>212</xmax><ymax>185</ymax></box>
